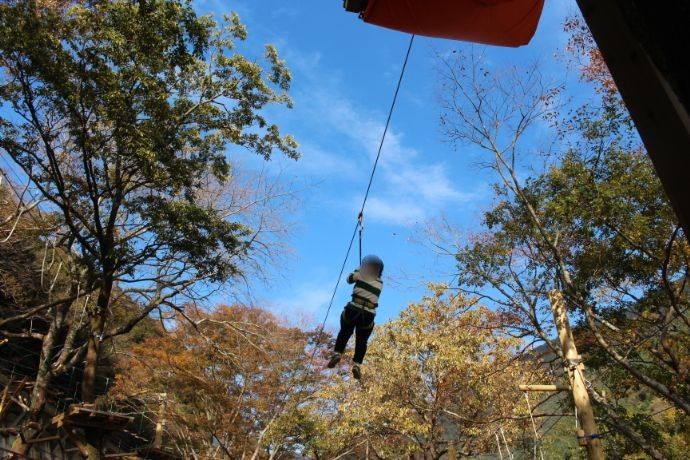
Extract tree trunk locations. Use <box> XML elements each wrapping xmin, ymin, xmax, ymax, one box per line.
<box><xmin>81</xmin><ymin>279</ymin><xmax>111</xmax><ymax>404</ymax></box>
<box><xmin>154</xmin><ymin>394</ymin><xmax>167</xmax><ymax>448</ymax></box>
<box><xmin>81</xmin><ymin>277</ymin><xmax>112</xmax><ymax>460</ymax></box>
<box><xmin>11</xmin><ymin>296</ymin><xmax>72</xmax><ymax>454</ymax></box>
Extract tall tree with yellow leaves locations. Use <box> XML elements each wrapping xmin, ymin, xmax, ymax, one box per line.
<box><xmin>305</xmin><ymin>287</ymin><xmax>548</xmax><ymax>459</ymax></box>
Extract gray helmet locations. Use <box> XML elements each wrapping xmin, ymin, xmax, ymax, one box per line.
<box><xmin>361</xmin><ymin>254</ymin><xmax>384</xmax><ymax>277</ymax></box>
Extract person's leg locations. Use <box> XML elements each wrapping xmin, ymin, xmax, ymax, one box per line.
<box><xmin>333</xmin><ymin>308</ymin><xmax>357</xmax><ymax>354</ymax></box>
<box><xmin>352</xmin><ymin>312</ymin><xmax>375</xmax><ymax>364</ymax></box>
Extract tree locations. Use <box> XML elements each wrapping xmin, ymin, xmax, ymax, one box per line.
<box><xmin>0</xmin><ymin>0</ymin><xmax>297</xmax><ymax>455</ymax></box>
<box><xmin>0</xmin><ymin>172</ymin><xmax>97</xmax><ymax>454</ymax></box>
<box><xmin>435</xmin><ymin>43</ymin><xmax>688</xmax><ymax>458</ymax></box>
<box><xmin>308</xmin><ymin>287</ymin><xmax>547</xmax><ymax>459</ymax></box>
<box><xmin>110</xmin><ymin>304</ymin><xmax>314</xmax><ymax>459</ymax></box>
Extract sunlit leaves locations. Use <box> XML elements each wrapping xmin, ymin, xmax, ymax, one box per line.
<box><xmin>308</xmin><ymin>288</ymin><xmax>544</xmax><ymax>458</ymax></box>
<box><xmin>0</xmin><ymin>0</ymin><xmax>299</xmax><ymax>282</ymax></box>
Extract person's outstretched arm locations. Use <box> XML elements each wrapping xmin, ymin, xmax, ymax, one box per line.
<box><xmin>347</xmin><ymin>270</ymin><xmax>361</xmax><ymax>284</ymax></box>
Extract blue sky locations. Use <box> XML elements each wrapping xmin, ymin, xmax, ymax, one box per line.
<box><xmin>195</xmin><ymin>0</ymin><xmax>585</xmax><ymax>329</ymax></box>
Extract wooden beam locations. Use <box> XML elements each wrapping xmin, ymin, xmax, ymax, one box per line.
<box><xmin>0</xmin><ymin>382</ymin><xmax>9</xmax><ymax>417</ymax></box>
<box><xmin>519</xmin><ymin>384</ymin><xmax>570</xmax><ymax>392</ymax></box>
<box><xmin>0</xmin><ymin>377</ymin><xmax>31</xmax><ymax>419</ymax></box>
<box><xmin>53</xmin><ymin>404</ymin><xmax>133</xmax><ymax>430</ymax></box>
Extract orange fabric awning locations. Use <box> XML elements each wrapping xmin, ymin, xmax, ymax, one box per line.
<box><xmin>353</xmin><ymin>0</ymin><xmax>545</xmax><ymax>47</ymax></box>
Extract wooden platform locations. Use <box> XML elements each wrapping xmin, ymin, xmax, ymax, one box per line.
<box><xmin>52</xmin><ymin>404</ymin><xmax>133</xmax><ymax>431</ymax></box>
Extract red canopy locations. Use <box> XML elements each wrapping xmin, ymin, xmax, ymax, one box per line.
<box><xmin>346</xmin><ymin>0</ymin><xmax>545</xmax><ymax>47</ymax></box>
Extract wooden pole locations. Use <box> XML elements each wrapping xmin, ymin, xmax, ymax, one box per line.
<box><xmin>519</xmin><ymin>384</ymin><xmax>570</xmax><ymax>392</ymax></box>
<box><xmin>549</xmin><ymin>290</ymin><xmax>604</xmax><ymax>460</ymax></box>
<box><xmin>154</xmin><ymin>393</ymin><xmax>167</xmax><ymax>449</ymax></box>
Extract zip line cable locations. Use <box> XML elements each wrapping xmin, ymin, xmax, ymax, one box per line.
<box><xmin>1</xmin><ymin>34</ymin><xmax>415</xmax><ymax>420</ymax></box>
<box><xmin>307</xmin><ymin>34</ymin><xmax>415</xmax><ymax>365</ymax></box>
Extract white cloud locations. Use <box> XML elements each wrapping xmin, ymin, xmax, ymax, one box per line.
<box><xmin>269</xmin><ymin>283</ymin><xmax>333</xmax><ymax>324</ymax></box>
<box><xmin>293</xmin><ymin>142</ymin><xmax>359</xmax><ymax>178</ymax></box>
<box><xmin>270</xmin><ymin>6</ymin><xmax>299</xmax><ymax>19</ymax></box>
<box><xmin>385</xmin><ymin>163</ymin><xmax>468</xmax><ymax>203</ymax></box>
<box><xmin>283</xmin><ymin>49</ymin><xmax>322</xmax><ymax>77</ymax></box>
<box><xmin>366</xmin><ymin>197</ymin><xmax>426</xmax><ymax>226</ymax></box>
<box><xmin>257</xmin><ymin>35</ymin><xmax>480</xmax><ymax>229</ymax></box>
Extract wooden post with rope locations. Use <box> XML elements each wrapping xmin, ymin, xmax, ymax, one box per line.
<box><xmin>549</xmin><ymin>289</ymin><xmax>604</xmax><ymax>460</ymax></box>
<box><xmin>153</xmin><ymin>393</ymin><xmax>167</xmax><ymax>449</ymax></box>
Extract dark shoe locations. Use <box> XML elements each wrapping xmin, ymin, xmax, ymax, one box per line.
<box><xmin>352</xmin><ymin>363</ymin><xmax>362</xmax><ymax>380</ymax></box>
<box><xmin>327</xmin><ymin>352</ymin><xmax>342</xmax><ymax>369</ymax></box>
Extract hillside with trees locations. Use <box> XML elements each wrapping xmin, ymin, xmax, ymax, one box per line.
<box><xmin>1</xmin><ymin>1</ymin><xmax>689</xmax><ymax>459</ymax></box>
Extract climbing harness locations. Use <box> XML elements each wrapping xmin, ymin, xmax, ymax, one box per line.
<box><xmin>307</xmin><ymin>34</ymin><xmax>415</xmax><ymax>366</ymax></box>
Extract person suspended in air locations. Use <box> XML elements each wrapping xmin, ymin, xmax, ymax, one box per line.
<box><xmin>327</xmin><ymin>255</ymin><xmax>384</xmax><ymax>380</ymax></box>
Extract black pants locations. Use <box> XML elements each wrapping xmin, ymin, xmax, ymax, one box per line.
<box><xmin>334</xmin><ymin>306</ymin><xmax>375</xmax><ymax>364</ymax></box>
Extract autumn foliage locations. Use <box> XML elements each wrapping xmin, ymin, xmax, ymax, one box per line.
<box><xmin>308</xmin><ymin>288</ymin><xmax>548</xmax><ymax>459</ymax></box>
<box><xmin>110</xmin><ymin>305</ymin><xmax>313</xmax><ymax>458</ymax></box>
<box><xmin>564</xmin><ymin>15</ymin><xmax>617</xmax><ymax>96</ymax></box>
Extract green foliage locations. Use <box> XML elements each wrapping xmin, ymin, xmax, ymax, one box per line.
<box><xmin>453</xmin><ymin>74</ymin><xmax>690</xmax><ymax>459</ymax></box>
<box><xmin>0</xmin><ymin>0</ymin><xmax>298</xmax><ymax>283</ymax></box>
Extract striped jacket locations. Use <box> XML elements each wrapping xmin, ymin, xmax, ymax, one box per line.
<box><xmin>347</xmin><ymin>270</ymin><xmax>383</xmax><ymax>314</ymax></box>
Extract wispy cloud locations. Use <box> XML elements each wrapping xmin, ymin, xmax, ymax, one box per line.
<box><xmin>366</xmin><ymin>197</ymin><xmax>426</xmax><ymax>226</ymax></box>
<box><xmin>297</xmin><ymin>88</ymin><xmax>479</xmax><ymax>226</ymax></box>
<box><xmin>384</xmin><ymin>160</ymin><xmax>469</xmax><ymax>203</ymax></box>
<box><xmin>270</xmin><ymin>6</ymin><xmax>299</xmax><ymax>19</ymax></box>
<box><xmin>268</xmin><ymin>282</ymin><xmax>340</xmax><ymax>328</ymax></box>
<box><xmin>288</xmin><ymin>142</ymin><xmax>359</xmax><ymax>179</ymax></box>
<box><xmin>243</xmin><ymin>25</ymin><xmax>481</xmax><ymax>228</ymax></box>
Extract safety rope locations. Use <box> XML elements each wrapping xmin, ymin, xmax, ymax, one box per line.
<box><xmin>524</xmin><ymin>392</ymin><xmax>546</xmax><ymax>460</ymax></box>
<box><xmin>307</xmin><ymin>34</ymin><xmax>415</xmax><ymax>365</ymax></box>
<box><xmin>495</xmin><ymin>432</ymin><xmax>503</xmax><ymax>460</ymax></box>
<box><xmin>499</xmin><ymin>427</ymin><xmax>514</xmax><ymax>460</ymax></box>
<box><xmin>357</xmin><ymin>212</ymin><xmax>363</xmax><ymax>264</ymax></box>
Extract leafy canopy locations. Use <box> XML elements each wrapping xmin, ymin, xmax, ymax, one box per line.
<box><xmin>297</xmin><ymin>288</ymin><xmax>545</xmax><ymax>458</ymax></box>
<box><xmin>0</xmin><ymin>0</ymin><xmax>298</xmax><ymax>283</ymax></box>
